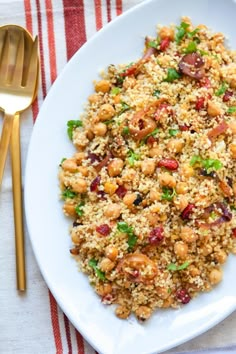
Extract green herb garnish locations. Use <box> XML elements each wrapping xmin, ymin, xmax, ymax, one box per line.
<box><xmin>228</xmin><ymin>106</ymin><xmax>236</xmax><ymax>114</ymax></box>
<box><xmin>164</xmin><ymin>68</ymin><xmax>181</xmax><ymax>83</ymax></box>
<box><xmin>75</xmin><ymin>201</ymin><xmax>85</xmax><ymax>216</ymax></box>
<box><xmin>118</xmin><ymin>102</ymin><xmax>131</xmax><ymax>116</ymax></box>
<box><xmin>161</xmin><ymin>187</ymin><xmax>176</xmax><ymax>201</ymax></box>
<box><xmin>215</xmin><ymin>82</ymin><xmax>228</xmax><ymax>96</ymax></box>
<box><xmin>88</xmin><ymin>259</ymin><xmax>106</xmax><ymax>280</ymax></box>
<box><xmin>117</xmin><ymin>222</ymin><xmax>137</xmax><ymax>251</ymax></box>
<box><xmin>190</xmin><ymin>155</ymin><xmax>202</xmax><ymax>166</ymax></box>
<box><xmin>127</xmin><ymin>150</ymin><xmax>140</xmax><ymax>166</ymax></box>
<box><xmin>111</xmin><ymin>87</ymin><xmax>121</xmax><ymax>95</ymax></box>
<box><xmin>67</xmin><ymin>120</ymin><xmax>83</xmax><ymax>140</ymax></box>
<box><xmin>141</xmin><ymin>128</ymin><xmax>159</xmax><ymax>145</ymax></box>
<box><xmin>122</xmin><ymin>126</ymin><xmax>130</xmax><ymax>135</ymax></box>
<box><xmin>230</xmin><ymin>205</ymin><xmax>236</xmax><ymax>211</ymax></box>
<box><xmin>153</xmin><ymin>89</ymin><xmax>161</xmax><ymax>97</ymax></box>
<box><xmin>198</xmin><ymin>49</ymin><xmax>209</xmax><ymax>56</ymax></box>
<box><xmin>187</xmin><ymin>28</ymin><xmax>200</xmax><ymax>38</ymax></box>
<box><xmin>169</xmin><ymin>129</ymin><xmax>179</xmax><ymax>137</ymax></box>
<box><xmin>60</xmin><ymin>157</ymin><xmax>66</xmax><ymax>166</ymax></box>
<box><xmin>183</xmin><ymin>41</ymin><xmax>197</xmax><ymax>54</ymax></box>
<box><xmin>167</xmin><ymin>261</ymin><xmax>189</xmax><ymax>271</ymax></box>
<box><xmin>190</xmin><ymin>155</ymin><xmax>223</xmax><ymax>172</ymax></box>
<box><xmin>147</xmin><ymin>40</ymin><xmax>158</xmax><ymax>48</ymax></box>
<box><xmin>62</xmin><ymin>188</ymin><xmax>77</xmax><ymax>200</ymax></box>
<box><xmin>175</xmin><ymin>22</ymin><xmax>190</xmax><ymax>44</ymax></box>
<box><xmin>104</xmin><ymin>119</ymin><xmax>114</xmax><ymax>125</ymax></box>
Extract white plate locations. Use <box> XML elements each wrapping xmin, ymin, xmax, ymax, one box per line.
<box><xmin>25</xmin><ymin>0</ymin><xmax>236</xmax><ymax>353</ymax></box>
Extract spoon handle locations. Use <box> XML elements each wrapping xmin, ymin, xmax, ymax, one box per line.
<box><xmin>0</xmin><ymin>112</ymin><xmax>14</xmax><ymax>187</ymax></box>
<box><xmin>11</xmin><ymin>113</ymin><xmax>26</xmax><ymax>291</ymax></box>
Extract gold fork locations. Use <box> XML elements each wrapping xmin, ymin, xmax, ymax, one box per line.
<box><xmin>0</xmin><ymin>28</ymin><xmax>39</xmax><ymax>291</ymax></box>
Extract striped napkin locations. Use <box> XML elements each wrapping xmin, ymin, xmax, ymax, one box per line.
<box><xmin>0</xmin><ymin>1</ymin><xmax>236</xmax><ymax>353</ymax></box>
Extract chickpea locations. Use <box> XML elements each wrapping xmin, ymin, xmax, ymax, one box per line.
<box><xmin>104</xmin><ymin>203</ymin><xmax>122</xmax><ymax>219</ymax></box>
<box><xmin>156</xmin><ymin>286</ymin><xmax>170</xmax><ymax>299</ymax></box>
<box><xmin>63</xmin><ymin>203</ymin><xmax>76</xmax><ymax>217</ymax></box>
<box><xmin>180</xmin><ymin>163</ymin><xmax>194</xmax><ymax>178</ymax></box>
<box><xmin>73</xmin><ymin>152</ymin><xmax>85</xmax><ymax>164</ymax></box>
<box><xmin>88</xmin><ymin>93</ymin><xmax>101</xmax><ymax>104</ymax></box>
<box><xmin>215</xmin><ymin>250</ymin><xmax>227</xmax><ymax>264</ymax></box>
<box><xmin>207</xmin><ymin>101</ymin><xmax>222</xmax><ymax>117</ymax></box>
<box><xmin>95</xmin><ymin>80</ymin><xmax>111</xmax><ymax>93</ymax></box>
<box><xmin>149</xmin><ymin>189</ymin><xmax>160</xmax><ymax>202</ymax></box>
<box><xmin>167</xmin><ymin>139</ymin><xmax>184</xmax><ymax>153</ymax></box>
<box><xmin>209</xmin><ymin>268</ymin><xmax>223</xmax><ymax>285</ymax></box>
<box><xmin>123</xmin><ymin>77</ymin><xmax>136</xmax><ymax>90</ymax></box>
<box><xmin>71</xmin><ymin>178</ymin><xmax>87</xmax><ymax>193</ymax></box>
<box><xmin>180</xmin><ymin>226</ymin><xmax>198</xmax><ymax>243</ymax></box>
<box><xmin>108</xmin><ymin>158</ymin><xmax>124</xmax><ymax>177</ymax></box>
<box><xmin>229</xmin><ymin>121</ymin><xmax>236</xmax><ymax>134</ymax></box>
<box><xmin>174</xmin><ymin>195</ymin><xmax>189</xmax><ymax>211</ymax></box>
<box><xmin>189</xmin><ymin>266</ymin><xmax>200</xmax><ymax>277</ymax></box>
<box><xmin>99</xmin><ymin>258</ymin><xmax>115</xmax><ymax>272</ymax></box>
<box><xmin>158</xmin><ymin>172</ymin><xmax>176</xmax><ymax>188</ymax></box>
<box><xmin>176</xmin><ymin>182</ymin><xmax>188</xmax><ymax>194</ymax></box>
<box><xmin>174</xmin><ymin>241</ymin><xmax>188</xmax><ymax>259</ymax></box>
<box><xmin>71</xmin><ymin>230</ymin><xmax>83</xmax><ymax>245</ymax></box>
<box><xmin>104</xmin><ymin>182</ymin><xmax>117</xmax><ymax>195</ymax></box>
<box><xmin>135</xmin><ymin>306</ymin><xmax>152</xmax><ymax>321</ymax></box>
<box><xmin>229</xmin><ymin>143</ymin><xmax>236</xmax><ymax>158</ymax></box>
<box><xmin>123</xmin><ymin>193</ymin><xmax>136</xmax><ymax>207</ymax></box>
<box><xmin>96</xmin><ymin>283</ymin><xmax>112</xmax><ymax>296</ymax></box>
<box><xmin>98</xmin><ymin>104</ymin><xmax>115</xmax><ymax>121</ymax></box>
<box><xmin>202</xmin><ymin>244</ymin><xmax>213</xmax><ymax>256</ymax></box>
<box><xmin>105</xmin><ymin>246</ymin><xmax>118</xmax><ymax>261</ymax></box>
<box><xmin>113</xmin><ymin>94</ymin><xmax>121</xmax><ymax>104</ymax></box>
<box><xmin>61</xmin><ymin>159</ymin><xmax>77</xmax><ymax>173</ymax></box>
<box><xmin>146</xmin><ymin>212</ymin><xmax>159</xmax><ymax>226</ymax></box>
<box><xmin>77</xmin><ymin>166</ymin><xmax>89</xmax><ymax>177</ymax></box>
<box><xmin>149</xmin><ymin>147</ymin><xmax>162</xmax><ymax>157</ymax></box>
<box><xmin>115</xmin><ymin>305</ymin><xmax>131</xmax><ymax>319</ymax></box>
<box><xmin>159</xmin><ymin>26</ymin><xmax>175</xmax><ymax>40</ymax></box>
<box><xmin>92</xmin><ymin>122</ymin><xmax>107</xmax><ymax>136</ymax></box>
<box><xmin>141</xmin><ymin>159</ymin><xmax>156</xmax><ymax>175</ymax></box>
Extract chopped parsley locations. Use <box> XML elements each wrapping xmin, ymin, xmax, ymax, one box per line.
<box><xmin>88</xmin><ymin>259</ymin><xmax>106</xmax><ymax>281</ymax></box>
<box><xmin>198</xmin><ymin>49</ymin><xmax>209</xmax><ymax>56</ymax></box>
<box><xmin>111</xmin><ymin>87</ymin><xmax>121</xmax><ymax>95</ymax></box>
<box><xmin>169</xmin><ymin>129</ymin><xmax>179</xmax><ymax>137</ymax></box>
<box><xmin>67</xmin><ymin>120</ymin><xmax>83</xmax><ymax>140</ymax></box>
<box><xmin>161</xmin><ymin>187</ymin><xmax>176</xmax><ymax>201</ymax></box>
<box><xmin>141</xmin><ymin>128</ymin><xmax>159</xmax><ymax>145</ymax></box>
<box><xmin>175</xmin><ymin>22</ymin><xmax>190</xmax><ymax>44</ymax></box>
<box><xmin>118</xmin><ymin>102</ymin><xmax>131</xmax><ymax>116</ymax></box>
<box><xmin>60</xmin><ymin>157</ymin><xmax>66</xmax><ymax>166</ymax></box>
<box><xmin>230</xmin><ymin>205</ymin><xmax>236</xmax><ymax>211</ymax></box>
<box><xmin>104</xmin><ymin>119</ymin><xmax>114</xmax><ymax>125</ymax></box>
<box><xmin>127</xmin><ymin>149</ymin><xmax>140</xmax><ymax>166</ymax></box>
<box><xmin>228</xmin><ymin>106</ymin><xmax>236</xmax><ymax>114</ymax></box>
<box><xmin>167</xmin><ymin>261</ymin><xmax>189</xmax><ymax>271</ymax></box>
<box><xmin>147</xmin><ymin>40</ymin><xmax>158</xmax><ymax>48</ymax></box>
<box><xmin>215</xmin><ymin>82</ymin><xmax>228</xmax><ymax>96</ymax></box>
<box><xmin>122</xmin><ymin>126</ymin><xmax>130</xmax><ymax>135</ymax></box>
<box><xmin>187</xmin><ymin>28</ymin><xmax>200</xmax><ymax>38</ymax></box>
<box><xmin>117</xmin><ymin>222</ymin><xmax>137</xmax><ymax>251</ymax></box>
<box><xmin>190</xmin><ymin>155</ymin><xmax>223</xmax><ymax>172</ymax></box>
<box><xmin>75</xmin><ymin>201</ymin><xmax>85</xmax><ymax>216</ymax></box>
<box><xmin>62</xmin><ymin>188</ymin><xmax>77</xmax><ymax>200</ymax></box>
<box><xmin>183</xmin><ymin>41</ymin><xmax>197</xmax><ymax>54</ymax></box>
<box><xmin>164</xmin><ymin>68</ymin><xmax>181</xmax><ymax>83</ymax></box>
<box><xmin>153</xmin><ymin>89</ymin><xmax>161</xmax><ymax>97</ymax></box>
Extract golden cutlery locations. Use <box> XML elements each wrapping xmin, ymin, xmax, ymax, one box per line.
<box><xmin>0</xmin><ymin>26</ymin><xmax>39</xmax><ymax>291</ymax></box>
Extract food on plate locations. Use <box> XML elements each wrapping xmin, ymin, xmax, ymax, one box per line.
<box><xmin>59</xmin><ymin>17</ymin><xmax>236</xmax><ymax>321</ymax></box>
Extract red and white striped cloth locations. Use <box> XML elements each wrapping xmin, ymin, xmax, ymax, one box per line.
<box><xmin>1</xmin><ymin>1</ymin><xmax>236</xmax><ymax>353</ymax></box>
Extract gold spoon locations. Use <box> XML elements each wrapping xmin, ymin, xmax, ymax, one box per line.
<box><xmin>0</xmin><ymin>25</ymin><xmax>39</xmax><ymax>291</ymax></box>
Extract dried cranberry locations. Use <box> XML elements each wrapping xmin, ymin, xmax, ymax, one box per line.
<box><xmin>160</xmin><ymin>37</ymin><xmax>170</xmax><ymax>51</ymax></box>
<box><xmin>138</xmin><ymin>119</ymin><xmax>145</xmax><ymax>130</ymax></box>
<box><xmin>158</xmin><ymin>158</ymin><xmax>179</xmax><ymax>170</ymax></box>
<box><xmin>181</xmin><ymin>203</ymin><xmax>195</xmax><ymax>220</ymax></box>
<box><xmin>146</xmin><ymin>135</ymin><xmax>156</xmax><ymax>146</ymax></box>
<box><xmin>176</xmin><ymin>289</ymin><xmax>191</xmax><ymax>304</ymax></box>
<box><xmin>232</xmin><ymin>228</ymin><xmax>236</xmax><ymax>238</ymax></box>
<box><xmin>195</xmin><ymin>97</ymin><xmax>205</xmax><ymax>111</ymax></box>
<box><xmin>148</xmin><ymin>227</ymin><xmax>164</xmax><ymax>245</ymax></box>
<box><xmin>88</xmin><ymin>152</ymin><xmax>100</xmax><ymax>164</ymax></box>
<box><xmin>132</xmin><ymin>270</ymin><xmax>140</xmax><ymax>278</ymax></box>
<box><xmin>101</xmin><ymin>294</ymin><xmax>114</xmax><ymax>304</ymax></box>
<box><xmin>96</xmin><ymin>224</ymin><xmax>111</xmax><ymax>236</ymax></box>
<box><xmin>199</xmin><ymin>77</ymin><xmax>211</xmax><ymax>88</ymax></box>
<box><xmin>115</xmin><ymin>185</ymin><xmax>127</xmax><ymax>198</ymax></box>
<box><xmin>179</xmin><ymin>124</ymin><xmax>189</xmax><ymax>131</ymax></box>
<box><xmin>223</xmin><ymin>90</ymin><xmax>233</xmax><ymax>102</ymax></box>
<box><xmin>90</xmin><ymin>176</ymin><xmax>101</xmax><ymax>192</ymax></box>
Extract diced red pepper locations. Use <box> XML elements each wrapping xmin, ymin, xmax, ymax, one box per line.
<box><xmin>179</xmin><ymin>124</ymin><xmax>190</xmax><ymax>131</ymax></box>
<box><xmin>115</xmin><ymin>185</ymin><xmax>127</xmax><ymax>198</ymax></box>
<box><xmin>160</xmin><ymin>38</ymin><xmax>170</xmax><ymax>51</ymax></box>
<box><xmin>232</xmin><ymin>228</ymin><xmax>236</xmax><ymax>238</ymax></box>
<box><xmin>158</xmin><ymin>158</ymin><xmax>179</xmax><ymax>170</ymax></box>
<box><xmin>96</xmin><ymin>224</ymin><xmax>111</xmax><ymax>236</ymax></box>
<box><xmin>223</xmin><ymin>90</ymin><xmax>233</xmax><ymax>102</ymax></box>
<box><xmin>119</xmin><ymin>65</ymin><xmax>137</xmax><ymax>77</ymax></box>
<box><xmin>195</xmin><ymin>97</ymin><xmax>205</xmax><ymax>111</ymax></box>
<box><xmin>146</xmin><ymin>136</ymin><xmax>156</xmax><ymax>146</ymax></box>
<box><xmin>207</xmin><ymin>120</ymin><xmax>228</xmax><ymax>140</ymax></box>
<box><xmin>199</xmin><ymin>77</ymin><xmax>211</xmax><ymax>88</ymax></box>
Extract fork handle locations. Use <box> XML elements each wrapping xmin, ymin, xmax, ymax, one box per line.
<box><xmin>0</xmin><ymin>112</ymin><xmax>14</xmax><ymax>188</ymax></box>
<box><xmin>11</xmin><ymin>114</ymin><xmax>26</xmax><ymax>291</ymax></box>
